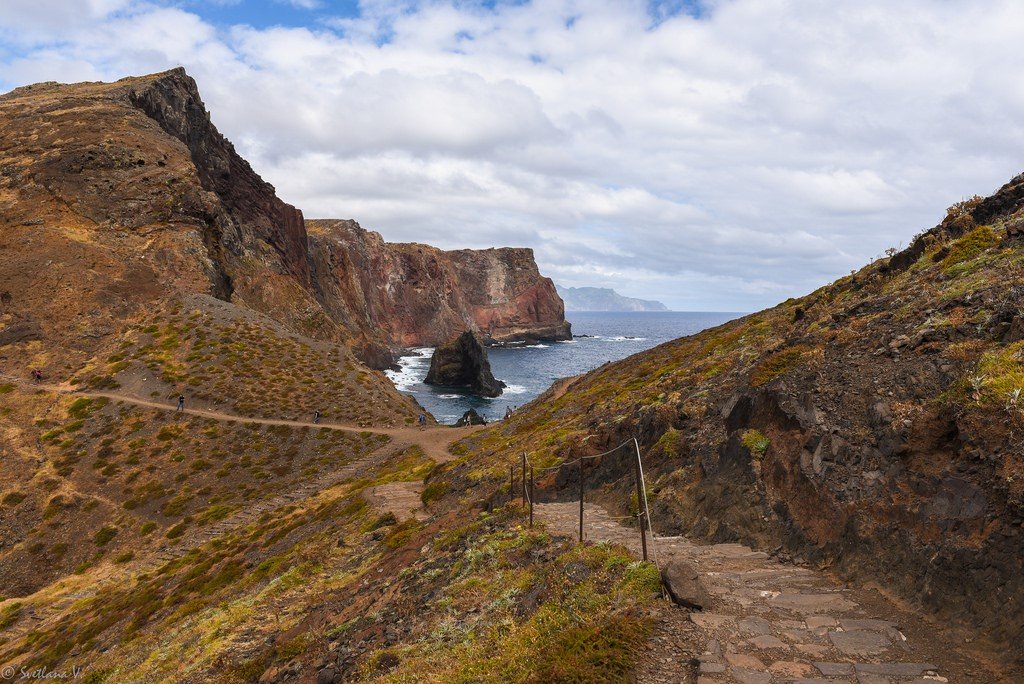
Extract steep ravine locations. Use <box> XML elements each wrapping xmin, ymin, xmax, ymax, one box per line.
<box><xmin>440</xmin><ymin>176</ymin><xmax>1024</xmax><ymax>667</ymax></box>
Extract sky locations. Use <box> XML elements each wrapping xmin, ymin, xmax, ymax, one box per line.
<box><xmin>2</xmin><ymin>1</ymin><xmax>1024</xmax><ymax>311</ymax></box>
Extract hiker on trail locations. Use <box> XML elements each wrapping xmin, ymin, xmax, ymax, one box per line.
<box><xmin>313</xmin><ymin>410</ymin><xmax>321</xmax><ymax>424</ymax></box>
<box><xmin>418</xmin><ymin>413</ymin><xmax>427</xmax><ymax>430</ymax></box>
<box><xmin>176</xmin><ymin>394</ymin><xmax>185</xmax><ymax>412</ymax></box>
<box><xmin>504</xmin><ymin>406</ymin><xmax>512</xmax><ymax>420</ymax></box>
<box><xmin>31</xmin><ymin>368</ymin><xmax>42</xmax><ymax>384</ymax></box>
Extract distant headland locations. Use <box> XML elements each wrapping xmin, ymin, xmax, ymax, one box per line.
<box><xmin>556</xmin><ymin>285</ymin><xmax>669</xmax><ymax>312</ymax></box>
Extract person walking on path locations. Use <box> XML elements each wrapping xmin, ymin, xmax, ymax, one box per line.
<box><xmin>313</xmin><ymin>410</ymin><xmax>321</xmax><ymax>424</ymax></box>
<box><xmin>418</xmin><ymin>413</ymin><xmax>427</xmax><ymax>430</ymax></box>
<box><xmin>176</xmin><ymin>394</ymin><xmax>185</xmax><ymax>412</ymax></box>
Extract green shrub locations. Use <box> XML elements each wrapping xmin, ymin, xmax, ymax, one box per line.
<box><xmin>361</xmin><ymin>512</ymin><xmax>397</xmax><ymax>533</ymax></box>
<box><xmin>2</xmin><ymin>491</ymin><xmax>26</xmax><ymax>506</ymax></box>
<box><xmin>88</xmin><ymin>375</ymin><xmax>120</xmax><ymax>390</ymax></box>
<box><xmin>166</xmin><ymin>521</ymin><xmax>188</xmax><ymax>539</ymax></box>
<box><xmin>421</xmin><ymin>481</ymin><xmax>450</xmax><ymax>505</ymax></box>
<box><xmin>196</xmin><ymin>505</ymin><xmax>233</xmax><ymax>525</ymax></box>
<box><xmin>157</xmin><ymin>426</ymin><xmax>182</xmax><ymax>441</ymax></box>
<box><xmin>751</xmin><ymin>346</ymin><xmax>809</xmax><ymax>386</ymax></box>
<box><xmin>161</xmin><ymin>494</ymin><xmax>191</xmax><ymax>517</ymax></box>
<box><xmin>654</xmin><ymin>428</ymin><xmax>681</xmax><ymax>457</ymax></box>
<box><xmin>67</xmin><ymin>397</ymin><xmax>94</xmax><ymax>419</ymax></box>
<box><xmin>742</xmin><ymin>429</ymin><xmax>771</xmax><ymax>457</ymax></box>
<box><xmin>941</xmin><ymin>225</ymin><xmax>999</xmax><ymax>270</ymax></box>
<box><xmin>93</xmin><ymin>526</ymin><xmax>118</xmax><ymax>546</ymax></box>
<box><xmin>0</xmin><ymin>602</ymin><xmax>22</xmax><ymax>629</ymax></box>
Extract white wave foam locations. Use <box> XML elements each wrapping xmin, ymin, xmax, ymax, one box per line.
<box><xmin>503</xmin><ymin>384</ymin><xmax>527</xmax><ymax>394</ymax></box>
<box><xmin>384</xmin><ymin>348</ymin><xmax>435</xmax><ymax>390</ymax></box>
<box><xmin>437</xmin><ymin>394</ymin><xmax>462</xmax><ymax>399</ymax></box>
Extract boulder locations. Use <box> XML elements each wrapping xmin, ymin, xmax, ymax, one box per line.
<box><xmin>661</xmin><ymin>559</ymin><xmax>713</xmax><ymax>610</ymax></box>
<box><xmin>424</xmin><ymin>332</ymin><xmax>505</xmax><ymax>397</ymax></box>
<box><xmin>455</xmin><ymin>408</ymin><xmax>487</xmax><ymax>427</ymax></box>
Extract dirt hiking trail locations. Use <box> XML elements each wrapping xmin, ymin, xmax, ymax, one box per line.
<box><xmin>6</xmin><ymin>376</ymin><xmax>481</xmax><ymax>464</ymax></box>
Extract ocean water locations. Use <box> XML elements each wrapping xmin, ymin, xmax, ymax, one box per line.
<box><xmin>385</xmin><ymin>311</ymin><xmax>742</xmax><ymax>425</ymax></box>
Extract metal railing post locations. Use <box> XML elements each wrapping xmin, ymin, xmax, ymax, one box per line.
<box><xmin>578</xmin><ymin>457</ymin><xmax>585</xmax><ymax>543</ymax></box>
<box><xmin>529</xmin><ymin>466</ymin><xmax>534</xmax><ymax>528</ymax></box>
<box><xmin>633</xmin><ymin>446</ymin><xmax>649</xmax><ymax>561</ymax></box>
<box><xmin>521</xmin><ymin>452</ymin><xmax>527</xmax><ymax>506</ymax></box>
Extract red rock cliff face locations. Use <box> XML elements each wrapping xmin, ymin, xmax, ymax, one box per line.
<box><xmin>307</xmin><ymin>219</ymin><xmax>571</xmax><ymax>349</ymax></box>
<box><xmin>125</xmin><ymin>68</ymin><xmax>310</xmax><ymax>287</ymax></box>
<box><xmin>0</xmin><ymin>68</ymin><xmax>568</xmax><ymax>373</ymax></box>
<box><xmin>0</xmin><ymin>68</ymin><xmax>332</xmax><ymax>374</ymax></box>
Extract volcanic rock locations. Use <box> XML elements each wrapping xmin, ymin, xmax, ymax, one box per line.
<box><xmin>455</xmin><ymin>408</ymin><xmax>488</xmax><ymax>427</ymax></box>
<box><xmin>424</xmin><ymin>332</ymin><xmax>505</xmax><ymax>398</ymax></box>
<box><xmin>661</xmin><ymin>559</ymin><xmax>713</xmax><ymax>610</ymax></box>
<box><xmin>307</xmin><ymin>219</ymin><xmax>572</xmax><ymax>356</ymax></box>
<box><xmin>488</xmin><ymin>171</ymin><xmax>1024</xmax><ymax>666</ymax></box>
<box><xmin>0</xmin><ymin>68</ymin><xmax>571</xmax><ymax>373</ymax></box>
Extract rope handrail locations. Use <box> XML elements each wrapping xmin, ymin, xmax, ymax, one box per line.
<box><xmin>508</xmin><ymin>436</ymin><xmax>659</xmax><ymax>567</ymax></box>
<box><xmin>519</xmin><ymin>437</ymin><xmax>636</xmax><ymax>472</ymax></box>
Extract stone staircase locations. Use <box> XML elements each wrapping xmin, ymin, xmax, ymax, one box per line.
<box><xmin>532</xmin><ymin>502</ymin><xmax>993</xmax><ymax>683</ymax></box>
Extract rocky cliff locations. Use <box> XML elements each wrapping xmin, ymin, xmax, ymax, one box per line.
<box><xmin>307</xmin><ymin>219</ymin><xmax>571</xmax><ymax>352</ymax></box>
<box><xmin>0</xmin><ymin>69</ymin><xmax>569</xmax><ymax>374</ymax></box>
<box><xmin>0</xmin><ymin>67</ymin><xmax>339</xmax><ymax>383</ymax></box>
<box><xmin>444</xmin><ymin>175</ymin><xmax>1024</xmax><ymax>666</ymax></box>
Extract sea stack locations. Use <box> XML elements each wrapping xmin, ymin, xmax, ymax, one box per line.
<box><xmin>424</xmin><ymin>332</ymin><xmax>506</xmax><ymax>397</ymax></box>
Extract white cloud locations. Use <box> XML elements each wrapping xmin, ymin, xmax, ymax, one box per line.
<box><xmin>282</xmin><ymin>0</ymin><xmax>323</xmax><ymax>9</ymax></box>
<box><xmin>2</xmin><ymin>0</ymin><xmax>1024</xmax><ymax>310</ymax></box>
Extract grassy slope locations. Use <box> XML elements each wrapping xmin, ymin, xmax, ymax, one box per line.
<box><xmin>0</xmin><ymin>437</ymin><xmax>660</xmax><ymax>682</ymax></box>
<box><xmin>70</xmin><ymin>293</ymin><xmax>419</xmax><ymax>426</ymax></box>
<box><xmin>0</xmin><ymin>290</ymin><xmax>659</xmax><ymax>682</ymax></box>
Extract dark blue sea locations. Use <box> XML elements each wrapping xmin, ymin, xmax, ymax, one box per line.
<box><xmin>386</xmin><ymin>311</ymin><xmax>742</xmax><ymax>425</ymax></box>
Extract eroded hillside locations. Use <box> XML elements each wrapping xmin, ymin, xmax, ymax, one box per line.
<box><xmin>437</xmin><ymin>176</ymin><xmax>1024</xmax><ymax>669</ymax></box>
<box><xmin>0</xmin><ymin>68</ymin><xmax>569</xmax><ymax>378</ymax></box>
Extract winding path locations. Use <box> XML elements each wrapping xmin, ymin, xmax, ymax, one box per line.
<box><xmin>5</xmin><ymin>376</ymin><xmax>480</xmax><ymax>464</ymax></box>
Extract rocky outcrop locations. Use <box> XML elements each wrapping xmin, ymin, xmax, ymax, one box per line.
<box><xmin>307</xmin><ymin>219</ymin><xmax>571</xmax><ymax>354</ymax></box>
<box><xmin>660</xmin><ymin>559</ymin><xmax>713</xmax><ymax>610</ymax></box>
<box><xmin>455</xmin><ymin>408</ymin><xmax>488</xmax><ymax>427</ymax></box>
<box><xmin>424</xmin><ymin>332</ymin><xmax>505</xmax><ymax>397</ymax></box>
<box><xmin>0</xmin><ymin>67</ymin><xmax>335</xmax><ymax>376</ymax></box>
<box><xmin>125</xmin><ymin>68</ymin><xmax>310</xmax><ymax>287</ymax></box>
